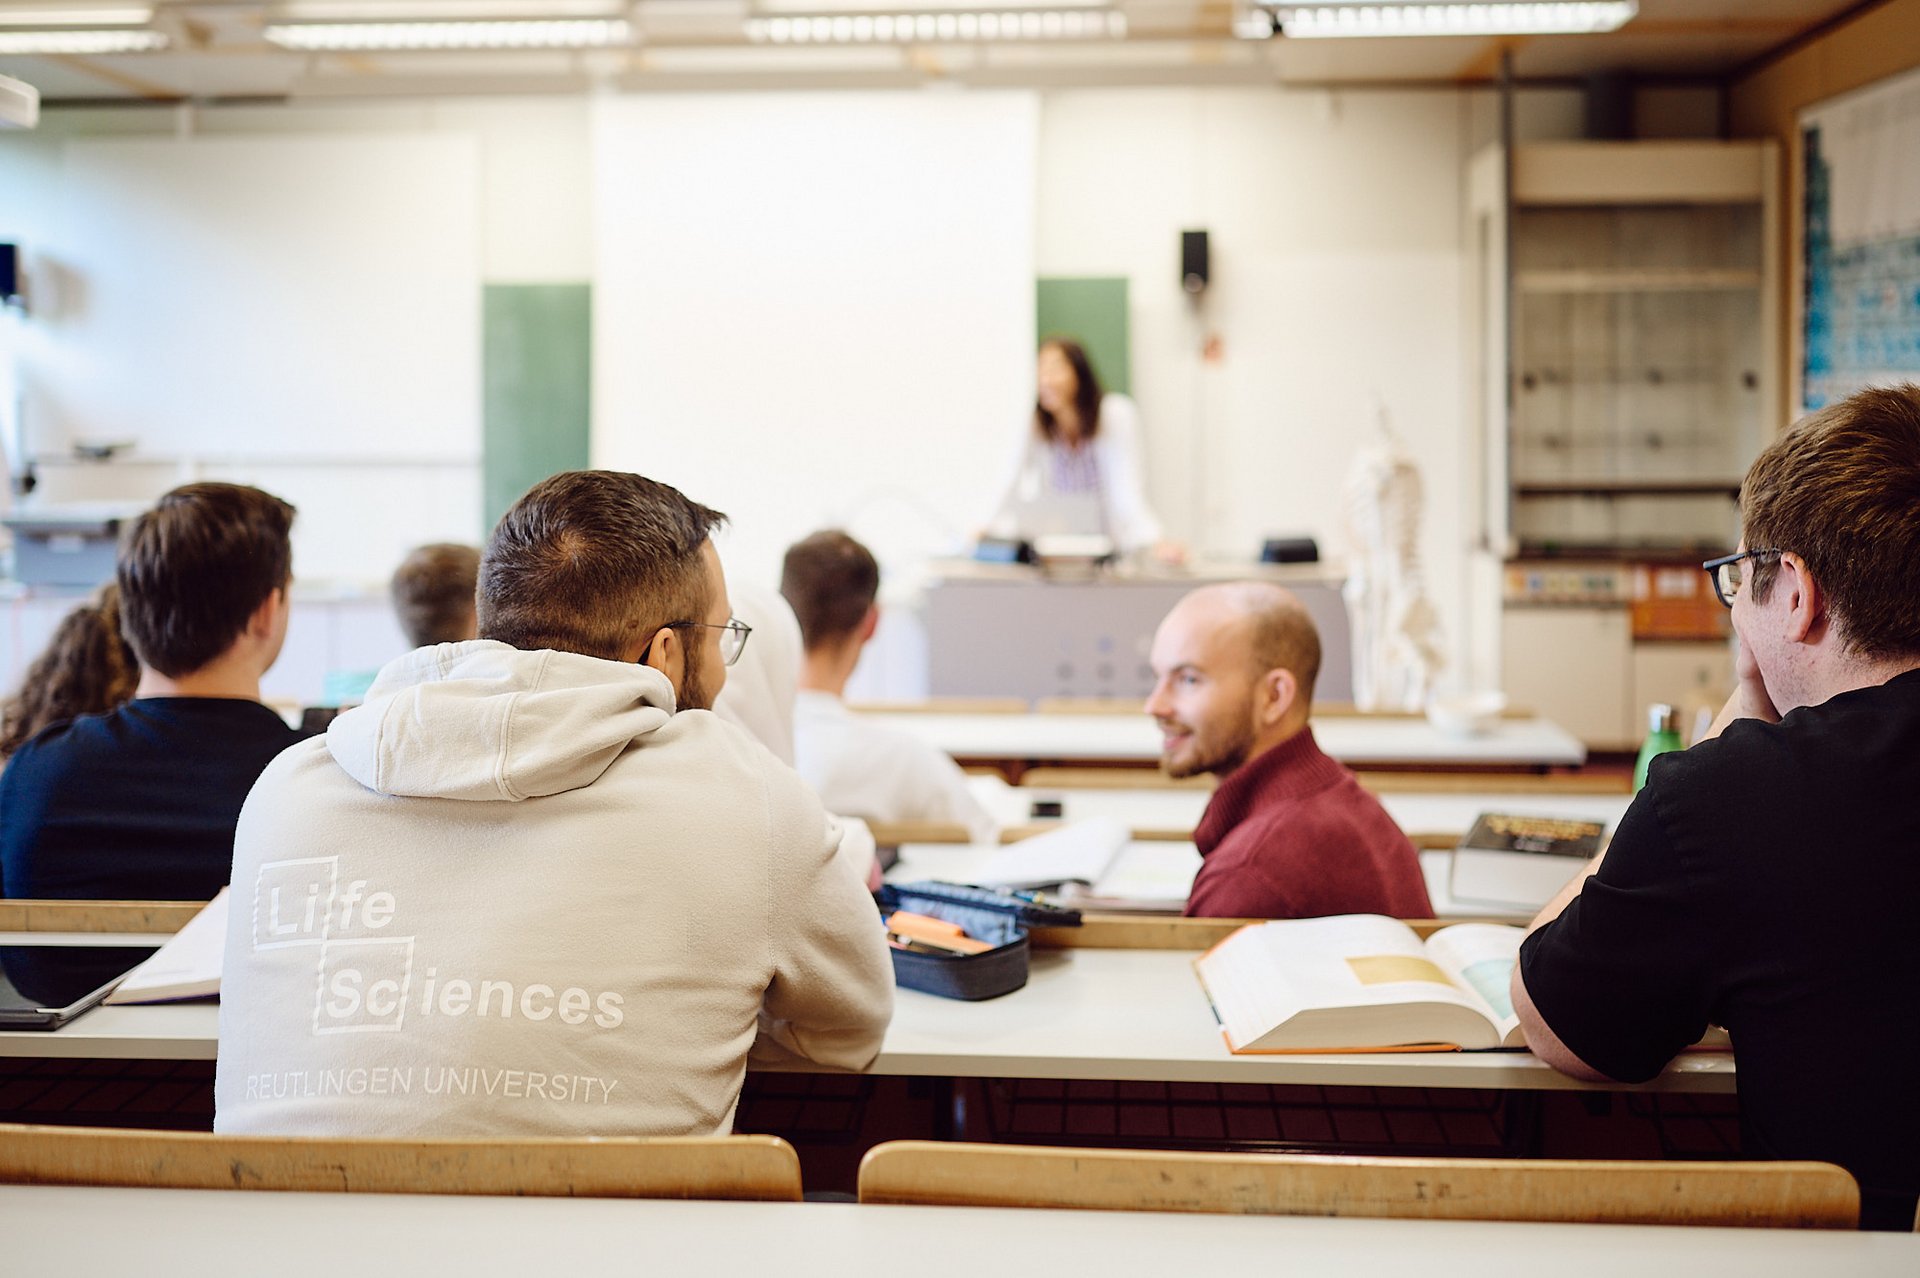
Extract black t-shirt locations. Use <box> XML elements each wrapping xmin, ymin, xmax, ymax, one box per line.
<box><xmin>0</xmin><ymin>698</ymin><xmax>306</xmax><ymax>902</ymax></box>
<box><xmin>1520</xmin><ymin>668</ymin><xmax>1920</xmax><ymax>1231</ymax></box>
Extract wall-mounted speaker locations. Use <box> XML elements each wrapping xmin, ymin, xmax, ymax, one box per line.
<box><xmin>0</xmin><ymin>244</ymin><xmax>17</xmax><ymax>301</ymax></box>
<box><xmin>1181</xmin><ymin>229</ymin><xmax>1209</xmax><ymax>295</ymax></box>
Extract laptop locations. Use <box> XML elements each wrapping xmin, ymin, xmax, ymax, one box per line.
<box><xmin>0</xmin><ymin>944</ymin><xmax>160</xmax><ymax>1029</ymax></box>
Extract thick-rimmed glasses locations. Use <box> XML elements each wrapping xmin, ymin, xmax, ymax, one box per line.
<box><xmin>663</xmin><ymin>617</ymin><xmax>754</xmax><ymax>666</ymax></box>
<box><xmin>1701</xmin><ymin>549</ymin><xmax>1782</xmax><ymax>609</ymax></box>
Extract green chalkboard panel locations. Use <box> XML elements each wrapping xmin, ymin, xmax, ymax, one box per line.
<box><xmin>1036</xmin><ymin>277</ymin><xmax>1130</xmax><ymax>396</ymax></box>
<box><xmin>482</xmin><ymin>283</ymin><xmax>592</xmax><ymax>533</ymax></box>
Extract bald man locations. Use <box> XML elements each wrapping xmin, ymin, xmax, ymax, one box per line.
<box><xmin>1145</xmin><ymin>583</ymin><xmax>1432</xmax><ymax>919</ymax></box>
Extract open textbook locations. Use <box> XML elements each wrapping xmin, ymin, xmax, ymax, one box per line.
<box><xmin>103</xmin><ymin>889</ymin><xmax>227</xmax><ymax>1005</ymax></box>
<box><xmin>1194</xmin><ymin>914</ymin><xmax>1525</xmax><ymax>1053</ymax></box>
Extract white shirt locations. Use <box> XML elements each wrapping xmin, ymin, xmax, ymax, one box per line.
<box><xmin>794</xmin><ymin>689</ymin><xmax>998</xmax><ymax>842</ymax></box>
<box><xmin>713</xmin><ymin>580</ymin><xmax>803</xmax><ymax>765</ymax></box>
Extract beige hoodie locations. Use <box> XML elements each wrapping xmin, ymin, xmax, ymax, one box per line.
<box><xmin>214</xmin><ymin>640</ymin><xmax>893</xmax><ymax>1137</ymax></box>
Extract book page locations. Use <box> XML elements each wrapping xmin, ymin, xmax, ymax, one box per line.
<box><xmin>1422</xmin><ymin>923</ymin><xmax>1526</xmax><ymax>1046</ymax></box>
<box><xmin>1062</xmin><ymin>841</ymin><xmax>1201</xmax><ymax>912</ymax></box>
<box><xmin>103</xmin><ymin>889</ymin><xmax>229</xmax><ymax>1005</ymax></box>
<box><xmin>1195</xmin><ymin>915</ymin><xmax>1499</xmax><ymax>1051</ymax></box>
<box><xmin>973</xmin><ymin>818</ymin><xmax>1129</xmax><ymax>889</ymax></box>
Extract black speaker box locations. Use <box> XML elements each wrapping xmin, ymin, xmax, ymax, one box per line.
<box><xmin>1181</xmin><ymin>230</ymin><xmax>1209</xmax><ymax>294</ymax></box>
<box><xmin>0</xmin><ymin>244</ymin><xmax>17</xmax><ymax>301</ymax></box>
<box><xmin>1260</xmin><ymin>537</ymin><xmax>1320</xmax><ymax>564</ymax></box>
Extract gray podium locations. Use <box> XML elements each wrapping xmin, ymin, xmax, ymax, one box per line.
<box><xmin>923</xmin><ymin>561</ymin><xmax>1352</xmax><ymax>704</ymax></box>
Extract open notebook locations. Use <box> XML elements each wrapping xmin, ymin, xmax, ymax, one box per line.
<box><xmin>103</xmin><ymin>889</ymin><xmax>228</xmax><ymax>1005</ymax></box>
<box><xmin>971</xmin><ymin>820</ymin><xmax>1200</xmax><ymax>911</ymax></box>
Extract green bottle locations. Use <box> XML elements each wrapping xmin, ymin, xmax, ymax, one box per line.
<box><xmin>1633</xmin><ymin>703</ymin><xmax>1684</xmax><ymax>792</ymax></box>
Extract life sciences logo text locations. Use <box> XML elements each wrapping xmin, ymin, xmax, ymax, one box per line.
<box><xmin>251</xmin><ymin>858</ymin><xmax>624</xmax><ymax>1036</ymax></box>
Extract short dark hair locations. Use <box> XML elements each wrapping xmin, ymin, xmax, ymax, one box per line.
<box><xmin>479</xmin><ymin>471</ymin><xmax>727</xmax><ymax>661</ymax></box>
<box><xmin>781</xmin><ymin>530</ymin><xmax>879</xmax><ymax>650</ymax></box>
<box><xmin>1742</xmin><ymin>383</ymin><xmax>1920</xmax><ymax>659</ymax></box>
<box><xmin>117</xmin><ymin>483</ymin><xmax>296</xmax><ymax>678</ymax></box>
<box><xmin>391</xmin><ymin>543</ymin><xmax>481</xmax><ymax>648</ymax></box>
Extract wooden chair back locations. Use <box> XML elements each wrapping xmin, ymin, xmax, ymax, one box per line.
<box><xmin>1015</xmin><ymin>769</ymin><xmax>1629</xmax><ymax>796</ymax></box>
<box><xmin>1017</xmin><ymin>767</ymin><xmax>1212</xmax><ymax>791</ymax></box>
<box><xmin>850</xmin><ymin>698</ymin><xmax>1029</xmax><ymax>714</ymax></box>
<box><xmin>1354</xmin><ymin>770</ymin><xmax>1631</xmax><ymax>795</ymax></box>
<box><xmin>0</xmin><ymin>900</ymin><xmax>207</xmax><ymax>934</ymax></box>
<box><xmin>857</xmin><ymin>1142</ymin><xmax>1858</xmax><ymax>1229</ymax></box>
<box><xmin>866</xmin><ymin>821</ymin><xmax>973</xmax><ymax>845</ymax></box>
<box><xmin>0</xmin><ymin>1125</ymin><xmax>803</xmax><ymax>1201</ymax></box>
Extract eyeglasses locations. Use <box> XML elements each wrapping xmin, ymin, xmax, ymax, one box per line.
<box><xmin>662</xmin><ymin>617</ymin><xmax>754</xmax><ymax>666</ymax></box>
<box><xmin>1701</xmin><ymin>549</ymin><xmax>1782</xmax><ymax>609</ymax></box>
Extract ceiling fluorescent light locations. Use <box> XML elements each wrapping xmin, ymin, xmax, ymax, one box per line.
<box><xmin>263</xmin><ymin>18</ymin><xmax>633</xmax><ymax>52</ymax></box>
<box><xmin>0</xmin><ymin>29</ymin><xmax>166</xmax><ymax>53</ymax></box>
<box><xmin>1271</xmin><ymin>2</ymin><xmax>1637</xmax><ymax>38</ymax></box>
<box><xmin>0</xmin><ymin>6</ymin><xmax>153</xmax><ymax>25</ymax></box>
<box><xmin>273</xmin><ymin>1</ymin><xmax>622</xmax><ymax>16</ymax></box>
<box><xmin>745</xmin><ymin>8</ymin><xmax>1124</xmax><ymax>43</ymax></box>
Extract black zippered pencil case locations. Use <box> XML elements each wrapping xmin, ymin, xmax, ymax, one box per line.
<box><xmin>877</xmin><ymin>881</ymin><xmax>1083</xmax><ymax>1001</ymax></box>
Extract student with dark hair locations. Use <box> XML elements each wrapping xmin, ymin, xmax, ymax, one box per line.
<box><xmin>1514</xmin><ymin>384</ymin><xmax>1920</xmax><ymax>1230</ymax></box>
<box><xmin>217</xmin><ymin>471</ymin><xmax>892</xmax><ymax>1138</ymax></box>
<box><xmin>0</xmin><ymin>483</ymin><xmax>304</xmax><ymax>900</ymax></box>
<box><xmin>390</xmin><ymin>542</ymin><xmax>481</xmax><ymax>649</ymax></box>
<box><xmin>782</xmin><ymin>530</ymin><xmax>994</xmax><ymax>841</ymax></box>
<box><xmin>0</xmin><ymin>583</ymin><xmax>138</xmax><ymax>761</ymax></box>
<box><xmin>983</xmin><ymin>336</ymin><xmax>1173</xmax><ymax>558</ymax></box>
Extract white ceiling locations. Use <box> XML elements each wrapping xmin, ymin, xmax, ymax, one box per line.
<box><xmin>0</xmin><ymin>0</ymin><xmax>1869</xmax><ymax>102</ymax></box>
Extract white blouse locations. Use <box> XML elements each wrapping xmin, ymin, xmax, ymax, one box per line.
<box><xmin>985</xmin><ymin>392</ymin><xmax>1164</xmax><ymax>554</ymax></box>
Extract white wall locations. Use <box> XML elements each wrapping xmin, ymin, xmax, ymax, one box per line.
<box><xmin>1037</xmin><ymin>86</ymin><xmax>1476</xmax><ymax>683</ymax></box>
<box><xmin>0</xmin><ymin>98</ymin><xmax>592</xmax><ymax>592</ymax></box>
<box><xmin>591</xmin><ymin>91</ymin><xmax>1038</xmax><ymax>593</ymax></box>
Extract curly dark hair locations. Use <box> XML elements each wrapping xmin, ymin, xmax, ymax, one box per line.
<box><xmin>0</xmin><ymin>584</ymin><xmax>140</xmax><ymax>758</ymax></box>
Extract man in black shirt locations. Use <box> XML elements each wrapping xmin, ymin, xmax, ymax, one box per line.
<box><xmin>0</xmin><ymin>483</ymin><xmax>305</xmax><ymax>901</ymax></box>
<box><xmin>1514</xmin><ymin>384</ymin><xmax>1920</xmax><ymax>1231</ymax></box>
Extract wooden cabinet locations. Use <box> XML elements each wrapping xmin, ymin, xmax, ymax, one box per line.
<box><xmin>1500</xmin><ymin>607</ymin><xmax>1633</xmax><ymax>749</ymax></box>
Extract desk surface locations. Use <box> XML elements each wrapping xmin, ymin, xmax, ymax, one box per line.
<box><xmin>4</xmin><ymin>1186</ymin><xmax>1912</xmax><ymax>1278</ymax></box>
<box><xmin>890</xmin><ymin>838</ymin><xmax>1540</xmax><ymax>923</ymax></box>
<box><xmin>969</xmin><ymin>775</ymin><xmax>1635</xmax><ymax>838</ymax></box>
<box><xmin>0</xmin><ymin>932</ymin><xmax>1733</xmax><ymax>1093</ymax></box>
<box><xmin>866</xmin><ymin>710</ymin><xmax>1587</xmax><ymax>768</ymax></box>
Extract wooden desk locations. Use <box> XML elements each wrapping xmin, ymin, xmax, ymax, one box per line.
<box><xmin>862</xmin><ymin>710</ymin><xmax>1586</xmax><ymax>776</ymax></box>
<box><xmin>4</xmin><ymin>1185</ymin><xmax>1912</xmax><ymax>1277</ymax></box>
<box><xmin>0</xmin><ymin>931</ymin><xmax>1731</xmax><ymax>1094</ymax></box>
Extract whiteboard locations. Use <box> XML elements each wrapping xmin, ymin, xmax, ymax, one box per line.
<box><xmin>25</xmin><ymin>133</ymin><xmax>480</xmax><ymax>461</ymax></box>
<box><xmin>1799</xmin><ymin>67</ymin><xmax>1920</xmax><ymax>412</ymax></box>
<box><xmin>590</xmin><ymin>92</ymin><xmax>1037</xmax><ymax>588</ymax></box>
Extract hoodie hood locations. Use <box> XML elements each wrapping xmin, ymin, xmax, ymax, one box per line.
<box><xmin>327</xmin><ymin>640</ymin><xmax>677</xmax><ymax>801</ymax></box>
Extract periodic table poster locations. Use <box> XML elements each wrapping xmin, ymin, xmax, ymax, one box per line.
<box><xmin>1800</xmin><ymin>67</ymin><xmax>1920</xmax><ymax>412</ymax></box>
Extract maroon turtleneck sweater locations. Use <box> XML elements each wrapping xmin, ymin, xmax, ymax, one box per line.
<box><xmin>1183</xmin><ymin>726</ymin><xmax>1433</xmax><ymax>920</ymax></box>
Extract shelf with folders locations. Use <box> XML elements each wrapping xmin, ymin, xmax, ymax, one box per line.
<box><xmin>1509</xmin><ymin>216</ymin><xmax>1766</xmax><ymax>552</ymax></box>
<box><xmin>1466</xmin><ymin>140</ymin><xmax>1779</xmax><ymax>712</ymax></box>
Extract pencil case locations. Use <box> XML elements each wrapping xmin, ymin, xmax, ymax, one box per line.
<box><xmin>877</xmin><ymin>881</ymin><xmax>1082</xmax><ymax>1002</ymax></box>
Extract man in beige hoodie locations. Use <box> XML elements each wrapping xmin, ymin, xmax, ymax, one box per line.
<box><xmin>215</xmin><ymin>471</ymin><xmax>894</xmax><ymax>1137</ymax></box>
